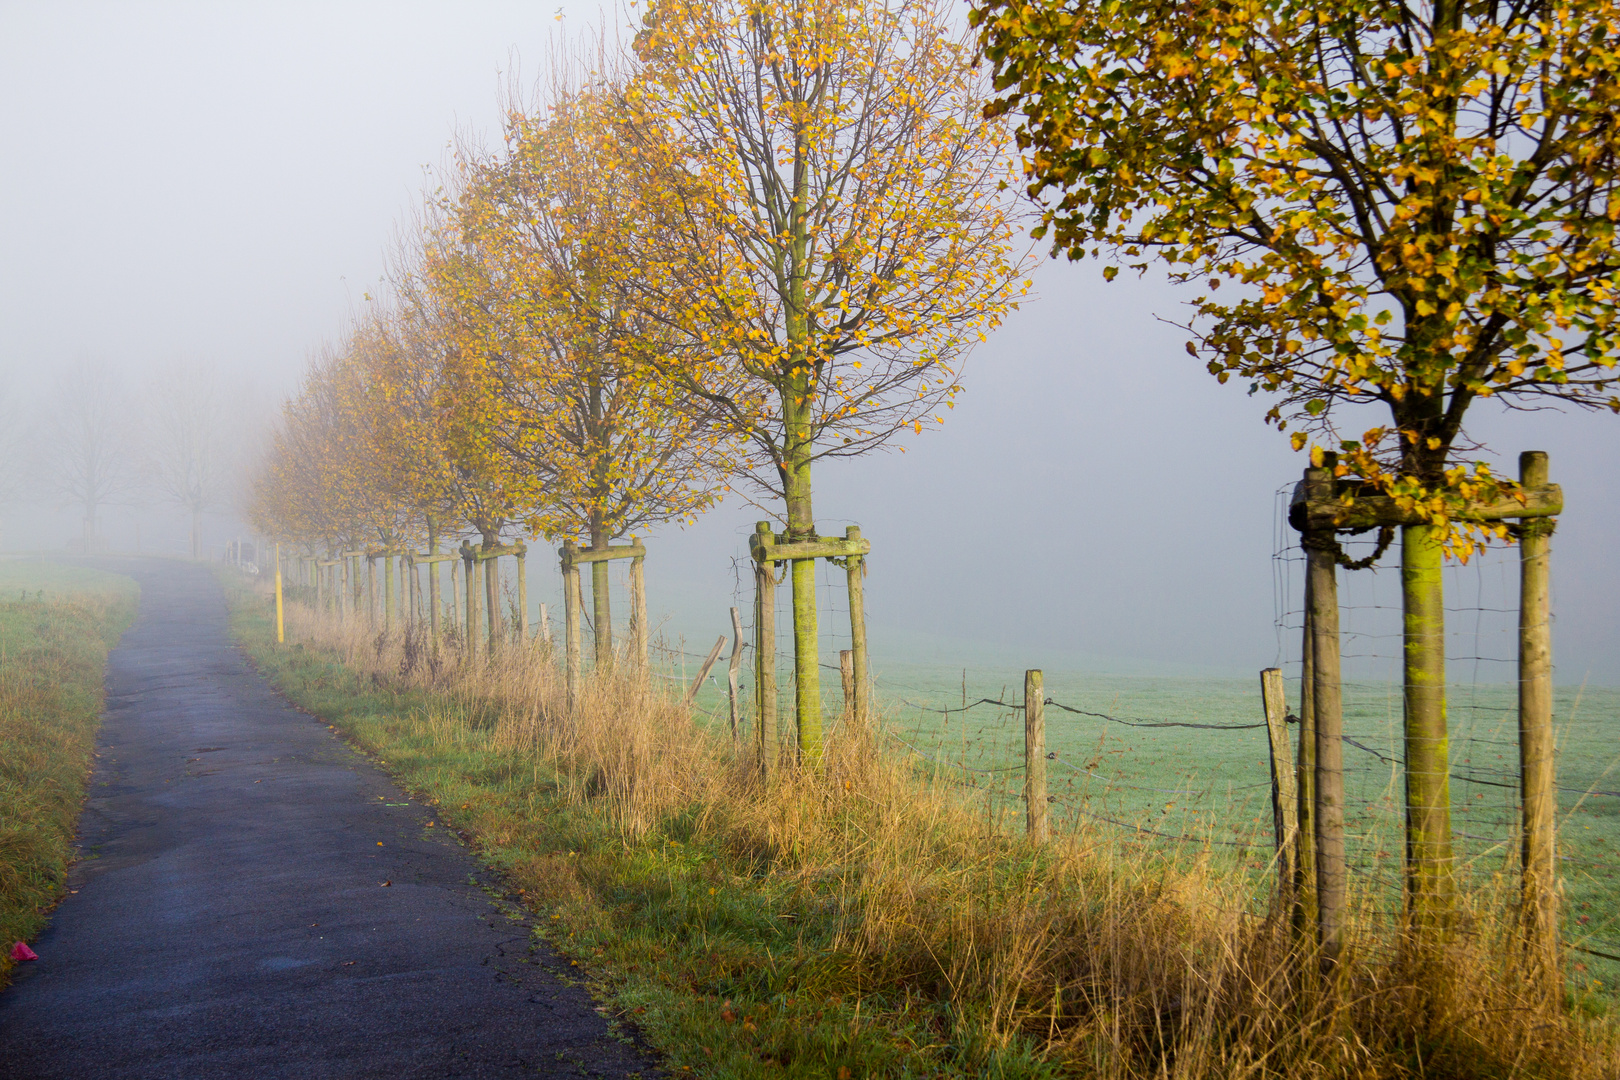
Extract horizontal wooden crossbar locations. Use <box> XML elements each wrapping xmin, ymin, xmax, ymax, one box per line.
<box><xmin>748</xmin><ymin>535</ymin><xmax>871</xmax><ymax>564</ymax></box>
<box><xmin>559</xmin><ymin>541</ymin><xmax>645</xmax><ymax>568</ymax></box>
<box><xmin>1290</xmin><ymin>484</ymin><xmax>1562</xmax><ymax>531</ymax></box>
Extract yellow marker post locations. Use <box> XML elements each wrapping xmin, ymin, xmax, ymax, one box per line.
<box><xmin>274</xmin><ymin>542</ymin><xmax>285</xmax><ymax>644</ymax></box>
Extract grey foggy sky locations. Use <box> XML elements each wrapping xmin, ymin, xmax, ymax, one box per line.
<box><xmin>2</xmin><ymin>1</ymin><xmax>1615</xmax><ymax>684</ymax></box>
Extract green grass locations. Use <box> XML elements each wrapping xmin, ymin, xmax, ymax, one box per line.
<box><xmin>0</xmin><ymin>559</ymin><xmax>138</xmax><ymax>987</ymax></box>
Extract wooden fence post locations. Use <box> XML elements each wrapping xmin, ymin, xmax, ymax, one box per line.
<box><xmin>448</xmin><ymin>551</ymin><xmax>460</xmax><ymax>635</ymax></box>
<box><xmin>462</xmin><ymin>544</ymin><xmax>478</xmax><ymax>663</ymax></box>
<box><xmin>1261</xmin><ymin>667</ymin><xmax>1299</xmax><ymax>903</ymax></box>
<box><xmin>754</xmin><ymin>523</ymin><xmax>777</xmax><ymax>776</ymax></box>
<box><xmin>1304</xmin><ymin>465</ymin><xmax>1346</xmax><ymax>968</ymax></box>
<box><xmin>845</xmin><ymin>526</ymin><xmax>870</xmax><ymax>724</ymax></box>
<box><xmin>1025</xmin><ymin>670</ymin><xmax>1047</xmax><ymax>842</ymax></box>
<box><xmin>274</xmin><ymin>542</ymin><xmax>284</xmax><ymax>644</ymax></box>
<box><xmin>630</xmin><ymin>544</ymin><xmax>648</xmax><ymax>672</ymax></box>
<box><xmin>729</xmin><ymin>607</ymin><xmax>744</xmax><ymax>742</ymax></box>
<box><xmin>563</xmin><ymin>543</ymin><xmax>583</xmax><ymax>710</ymax></box>
<box><xmin>539</xmin><ymin>603</ymin><xmax>550</xmax><ymax>646</ymax></box>
<box><xmin>516</xmin><ymin>544</ymin><xmax>528</xmax><ymax>645</ymax></box>
<box><xmin>366</xmin><ymin>557</ymin><xmax>376</xmax><ymax>629</ymax></box>
<box><xmin>840</xmin><ymin>650</ymin><xmax>854</xmax><ymax>724</ymax></box>
<box><xmin>1517</xmin><ymin>450</ymin><xmax>1559</xmax><ymax>997</ymax></box>
<box><xmin>484</xmin><ymin>546</ymin><xmax>500</xmax><ymax>656</ymax></box>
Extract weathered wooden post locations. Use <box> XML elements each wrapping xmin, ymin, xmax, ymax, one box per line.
<box><xmin>427</xmin><ymin>540</ymin><xmax>441</xmax><ymax>641</ymax></box>
<box><xmin>845</xmin><ymin>526</ymin><xmax>870</xmax><ymax>723</ymax></box>
<box><xmin>729</xmin><ymin>607</ymin><xmax>745</xmax><ymax>742</ymax></box>
<box><xmin>686</xmin><ymin>635</ymin><xmax>727</xmax><ymax>704</ymax></box>
<box><xmin>515</xmin><ymin>543</ymin><xmax>528</xmax><ymax>645</ymax></box>
<box><xmin>1517</xmin><ymin>450</ymin><xmax>1558</xmax><ymax>996</ymax></box>
<box><xmin>754</xmin><ymin>523</ymin><xmax>777</xmax><ymax>776</ymax></box>
<box><xmin>1261</xmin><ymin>667</ymin><xmax>1299</xmax><ymax>903</ymax></box>
<box><xmin>561</xmin><ymin>539</ymin><xmax>582</xmax><ymax>709</ymax></box>
<box><xmin>1025</xmin><ymin>670</ymin><xmax>1047</xmax><ymax>842</ymax></box>
<box><xmin>839</xmin><ymin>650</ymin><xmax>855</xmax><ymax>724</ymax></box>
<box><xmin>274</xmin><ymin>541</ymin><xmax>285</xmax><ymax>645</ymax></box>
<box><xmin>1301</xmin><ymin>464</ymin><xmax>1346</xmax><ymax>967</ymax></box>
<box><xmin>1296</xmin><ymin>575</ymin><xmax>1318</xmax><ymax>937</ymax></box>
<box><xmin>483</xmin><ymin>544</ymin><xmax>500</xmax><ymax>656</ymax></box>
<box><xmin>630</xmin><ymin>541</ymin><xmax>648</xmax><ymax>672</ymax></box>
<box><xmin>449</xmin><ymin>550</ymin><xmax>460</xmax><ymax>635</ymax></box>
<box><xmin>461</xmin><ymin>542</ymin><xmax>478</xmax><ymax>662</ymax></box>
<box><xmin>539</xmin><ymin>603</ymin><xmax>550</xmax><ymax>646</ymax></box>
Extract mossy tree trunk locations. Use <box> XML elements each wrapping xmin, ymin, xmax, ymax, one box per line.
<box><xmin>777</xmin><ymin>123</ymin><xmax>822</xmax><ymax>768</ymax></box>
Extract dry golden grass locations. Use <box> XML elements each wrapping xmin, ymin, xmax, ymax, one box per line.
<box><xmin>261</xmin><ymin>588</ymin><xmax>1619</xmax><ymax>1078</ymax></box>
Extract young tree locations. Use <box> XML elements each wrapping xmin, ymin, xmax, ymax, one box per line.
<box><xmin>146</xmin><ymin>360</ymin><xmax>231</xmax><ymax>558</ymax></box>
<box><xmin>628</xmin><ymin>0</ymin><xmax>1031</xmax><ymax>760</ymax></box>
<box><xmin>32</xmin><ymin>358</ymin><xmax>144</xmax><ymax>552</ymax></box>
<box><xmin>437</xmin><ymin>84</ymin><xmax>736</xmax><ymax>668</ymax></box>
<box><xmin>973</xmin><ymin>0</ymin><xmax>1619</xmax><ymax>941</ymax></box>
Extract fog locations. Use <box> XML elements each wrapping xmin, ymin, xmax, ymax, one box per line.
<box><xmin>3</xmin><ymin>1</ymin><xmax>1615</xmax><ymax>684</ymax></box>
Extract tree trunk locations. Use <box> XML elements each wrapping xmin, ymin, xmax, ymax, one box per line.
<box><xmin>190</xmin><ymin>507</ymin><xmax>201</xmax><ymax>560</ymax></box>
<box><xmin>1403</xmin><ymin>522</ymin><xmax>1456</xmax><ymax>934</ymax></box>
<box><xmin>591</xmin><ymin>516</ymin><xmax>612</xmax><ymax>671</ymax></box>
<box><xmin>780</xmin><ymin>382</ymin><xmax>820</xmax><ymax>767</ymax></box>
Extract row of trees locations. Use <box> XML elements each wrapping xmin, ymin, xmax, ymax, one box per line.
<box><xmin>249</xmin><ymin>0</ymin><xmax>1032</xmax><ymax>755</ymax></box>
<box><xmin>0</xmin><ymin>358</ymin><xmax>245</xmax><ymax>557</ymax></box>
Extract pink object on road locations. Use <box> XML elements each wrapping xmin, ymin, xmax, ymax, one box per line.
<box><xmin>11</xmin><ymin>942</ymin><xmax>38</xmax><ymax>962</ymax></box>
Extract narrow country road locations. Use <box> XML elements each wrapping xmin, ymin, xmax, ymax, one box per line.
<box><xmin>0</xmin><ymin>559</ymin><xmax>655</xmax><ymax>1079</ymax></box>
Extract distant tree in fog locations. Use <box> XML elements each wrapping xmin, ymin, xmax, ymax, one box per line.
<box><xmin>146</xmin><ymin>360</ymin><xmax>230</xmax><ymax>558</ymax></box>
<box><xmin>32</xmin><ymin>359</ymin><xmax>142</xmax><ymax>553</ymax></box>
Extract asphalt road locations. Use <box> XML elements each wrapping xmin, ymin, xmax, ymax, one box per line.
<box><xmin>0</xmin><ymin>559</ymin><xmax>657</xmax><ymax>1079</ymax></box>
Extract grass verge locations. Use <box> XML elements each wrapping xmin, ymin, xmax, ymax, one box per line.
<box><xmin>0</xmin><ymin>560</ymin><xmax>138</xmax><ymax>988</ymax></box>
<box><xmin>226</xmin><ymin>574</ymin><xmax>1619</xmax><ymax>1079</ymax></box>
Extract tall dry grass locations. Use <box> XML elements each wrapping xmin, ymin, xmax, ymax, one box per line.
<box><xmin>273</xmin><ymin>592</ymin><xmax>1618</xmax><ymax>1078</ymax></box>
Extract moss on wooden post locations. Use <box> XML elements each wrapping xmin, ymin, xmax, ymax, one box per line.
<box><xmin>1402</xmin><ymin>520</ymin><xmax>1455</xmax><ymax>934</ymax></box>
<box><xmin>1517</xmin><ymin>450</ymin><xmax>1559</xmax><ymax>998</ymax></box>
<box><xmin>1024</xmin><ymin>670</ymin><xmax>1047</xmax><ymax>843</ymax></box>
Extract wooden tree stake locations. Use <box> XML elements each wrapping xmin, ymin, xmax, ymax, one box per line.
<box><xmin>630</xmin><ymin>547</ymin><xmax>647</xmax><ymax>672</ymax></box>
<box><xmin>1517</xmin><ymin>450</ymin><xmax>1559</xmax><ymax>998</ymax></box>
<box><xmin>562</xmin><ymin>539</ymin><xmax>582</xmax><ymax>710</ymax></box>
<box><xmin>274</xmin><ymin>541</ymin><xmax>284</xmax><ymax>644</ymax></box>
<box><xmin>728</xmin><ymin>607</ymin><xmax>744</xmax><ymax>742</ymax></box>
<box><xmin>1304</xmin><ymin>465</ymin><xmax>1347</xmax><ymax>968</ymax></box>
<box><xmin>516</xmin><ymin>546</ymin><xmax>528</xmax><ymax>644</ymax></box>
<box><xmin>754</xmin><ymin>523</ymin><xmax>777</xmax><ymax>776</ymax></box>
<box><xmin>845</xmin><ymin>526</ymin><xmax>870</xmax><ymax>723</ymax></box>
